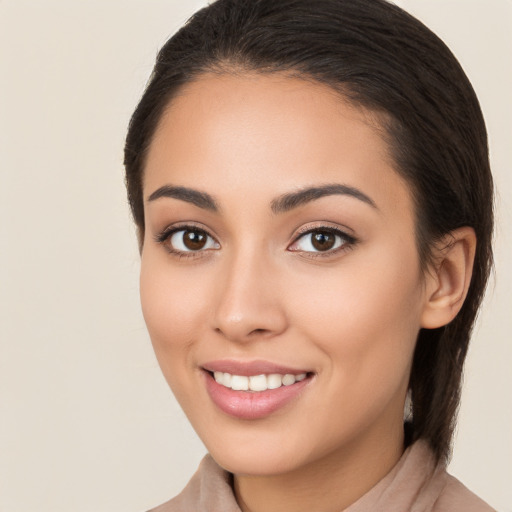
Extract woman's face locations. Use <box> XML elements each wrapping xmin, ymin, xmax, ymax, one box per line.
<box><xmin>140</xmin><ymin>73</ymin><xmax>430</xmax><ymax>476</ymax></box>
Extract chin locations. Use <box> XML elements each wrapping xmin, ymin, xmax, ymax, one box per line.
<box><xmin>210</xmin><ymin>446</ymin><xmax>302</xmax><ymax>477</ymax></box>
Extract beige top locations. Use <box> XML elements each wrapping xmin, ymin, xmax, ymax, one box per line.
<box><xmin>148</xmin><ymin>441</ymin><xmax>495</xmax><ymax>512</ymax></box>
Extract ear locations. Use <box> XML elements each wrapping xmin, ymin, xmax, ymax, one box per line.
<box><xmin>421</xmin><ymin>227</ymin><xmax>477</xmax><ymax>329</ymax></box>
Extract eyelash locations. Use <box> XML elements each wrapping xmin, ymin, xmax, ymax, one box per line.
<box><xmin>154</xmin><ymin>224</ymin><xmax>358</xmax><ymax>259</ymax></box>
<box><xmin>154</xmin><ymin>223</ymin><xmax>218</xmax><ymax>260</ymax></box>
<box><xmin>289</xmin><ymin>226</ymin><xmax>357</xmax><ymax>258</ymax></box>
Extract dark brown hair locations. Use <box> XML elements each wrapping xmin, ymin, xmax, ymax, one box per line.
<box><xmin>124</xmin><ymin>0</ymin><xmax>494</xmax><ymax>462</ymax></box>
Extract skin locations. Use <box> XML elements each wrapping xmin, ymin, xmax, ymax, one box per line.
<box><xmin>139</xmin><ymin>73</ymin><xmax>475</xmax><ymax>512</ymax></box>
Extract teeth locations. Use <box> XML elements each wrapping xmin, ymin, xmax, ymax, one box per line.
<box><xmin>282</xmin><ymin>374</ymin><xmax>296</xmax><ymax>386</ymax></box>
<box><xmin>267</xmin><ymin>374</ymin><xmax>283</xmax><ymax>390</ymax></box>
<box><xmin>231</xmin><ymin>375</ymin><xmax>249</xmax><ymax>391</ymax></box>
<box><xmin>222</xmin><ymin>372</ymin><xmax>232</xmax><ymax>387</ymax></box>
<box><xmin>249</xmin><ymin>374</ymin><xmax>267</xmax><ymax>392</ymax></box>
<box><xmin>212</xmin><ymin>371</ymin><xmax>308</xmax><ymax>391</ymax></box>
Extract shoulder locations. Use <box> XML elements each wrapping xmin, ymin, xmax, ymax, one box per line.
<box><xmin>432</xmin><ymin>473</ymin><xmax>496</xmax><ymax>512</ymax></box>
<box><xmin>346</xmin><ymin>440</ymin><xmax>496</xmax><ymax>512</ymax></box>
<box><xmin>400</xmin><ymin>440</ymin><xmax>496</xmax><ymax>512</ymax></box>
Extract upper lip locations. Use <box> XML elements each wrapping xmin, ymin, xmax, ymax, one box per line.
<box><xmin>202</xmin><ymin>359</ymin><xmax>311</xmax><ymax>376</ymax></box>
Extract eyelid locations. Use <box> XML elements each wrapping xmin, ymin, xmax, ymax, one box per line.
<box><xmin>293</xmin><ymin>221</ymin><xmax>356</xmax><ymax>238</ymax></box>
<box><xmin>154</xmin><ymin>221</ymin><xmax>215</xmax><ymax>242</ymax></box>
<box><xmin>288</xmin><ymin>223</ymin><xmax>358</xmax><ymax>255</ymax></box>
<box><xmin>154</xmin><ymin>222</ymin><xmax>220</xmax><ymax>257</ymax></box>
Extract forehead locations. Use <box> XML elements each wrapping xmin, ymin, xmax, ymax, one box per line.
<box><xmin>143</xmin><ymin>72</ymin><xmax>414</xmax><ymax>219</ymax></box>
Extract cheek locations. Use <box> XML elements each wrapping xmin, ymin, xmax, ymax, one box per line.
<box><xmin>139</xmin><ymin>253</ymin><xmax>209</xmax><ymax>378</ymax></box>
<box><xmin>290</xmin><ymin>243</ymin><xmax>424</xmax><ymax>392</ymax></box>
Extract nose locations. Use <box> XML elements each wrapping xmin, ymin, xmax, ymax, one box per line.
<box><xmin>211</xmin><ymin>250</ymin><xmax>288</xmax><ymax>343</ymax></box>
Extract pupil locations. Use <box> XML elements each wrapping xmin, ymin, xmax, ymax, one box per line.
<box><xmin>312</xmin><ymin>232</ymin><xmax>335</xmax><ymax>251</ymax></box>
<box><xmin>183</xmin><ymin>230</ymin><xmax>206</xmax><ymax>250</ymax></box>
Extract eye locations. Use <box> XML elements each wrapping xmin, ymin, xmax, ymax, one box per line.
<box><xmin>288</xmin><ymin>227</ymin><xmax>355</xmax><ymax>254</ymax></box>
<box><xmin>157</xmin><ymin>226</ymin><xmax>220</xmax><ymax>254</ymax></box>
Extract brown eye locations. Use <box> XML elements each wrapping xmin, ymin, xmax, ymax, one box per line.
<box><xmin>183</xmin><ymin>230</ymin><xmax>207</xmax><ymax>250</ymax></box>
<box><xmin>167</xmin><ymin>228</ymin><xmax>220</xmax><ymax>253</ymax></box>
<box><xmin>311</xmin><ymin>232</ymin><xmax>336</xmax><ymax>251</ymax></box>
<box><xmin>289</xmin><ymin>227</ymin><xmax>353</xmax><ymax>254</ymax></box>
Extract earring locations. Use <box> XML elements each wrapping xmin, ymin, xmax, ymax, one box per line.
<box><xmin>404</xmin><ymin>389</ymin><xmax>413</xmax><ymax>422</ymax></box>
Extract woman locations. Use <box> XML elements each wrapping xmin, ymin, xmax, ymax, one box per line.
<box><xmin>124</xmin><ymin>0</ymin><xmax>495</xmax><ymax>510</ymax></box>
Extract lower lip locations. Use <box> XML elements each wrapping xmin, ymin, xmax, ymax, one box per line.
<box><xmin>203</xmin><ymin>371</ymin><xmax>312</xmax><ymax>420</ymax></box>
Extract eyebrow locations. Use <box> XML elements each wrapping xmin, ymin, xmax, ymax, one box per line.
<box><xmin>147</xmin><ymin>185</ymin><xmax>218</xmax><ymax>211</ymax></box>
<box><xmin>270</xmin><ymin>184</ymin><xmax>377</xmax><ymax>214</ymax></box>
<box><xmin>146</xmin><ymin>183</ymin><xmax>377</xmax><ymax>214</ymax></box>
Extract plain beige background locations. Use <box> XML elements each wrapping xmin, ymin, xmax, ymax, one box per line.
<box><xmin>0</xmin><ymin>1</ymin><xmax>510</xmax><ymax>511</ymax></box>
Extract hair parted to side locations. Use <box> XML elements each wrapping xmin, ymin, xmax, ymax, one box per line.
<box><xmin>124</xmin><ymin>0</ymin><xmax>493</xmax><ymax>462</ymax></box>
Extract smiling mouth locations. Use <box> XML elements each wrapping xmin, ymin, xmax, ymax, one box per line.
<box><xmin>202</xmin><ymin>367</ymin><xmax>314</xmax><ymax>420</ymax></box>
<box><xmin>210</xmin><ymin>371</ymin><xmax>309</xmax><ymax>392</ymax></box>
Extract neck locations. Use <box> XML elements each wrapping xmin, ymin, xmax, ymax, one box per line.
<box><xmin>233</xmin><ymin>423</ymin><xmax>404</xmax><ymax>512</ymax></box>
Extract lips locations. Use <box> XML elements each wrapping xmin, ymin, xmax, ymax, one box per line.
<box><xmin>213</xmin><ymin>371</ymin><xmax>307</xmax><ymax>391</ymax></box>
<box><xmin>202</xmin><ymin>359</ymin><xmax>311</xmax><ymax>376</ymax></box>
<box><xmin>202</xmin><ymin>360</ymin><xmax>313</xmax><ymax>420</ymax></box>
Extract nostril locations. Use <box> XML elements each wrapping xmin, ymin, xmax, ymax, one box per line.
<box><xmin>249</xmin><ymin>328</ymin><xmax>267</xmax><ymax>335</ymax></box>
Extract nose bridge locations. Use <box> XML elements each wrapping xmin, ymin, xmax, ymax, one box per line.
<box><xmin>212</xmin><ymin>243</ymin><xmax>287</xmax><ymax>341</ymax></box>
